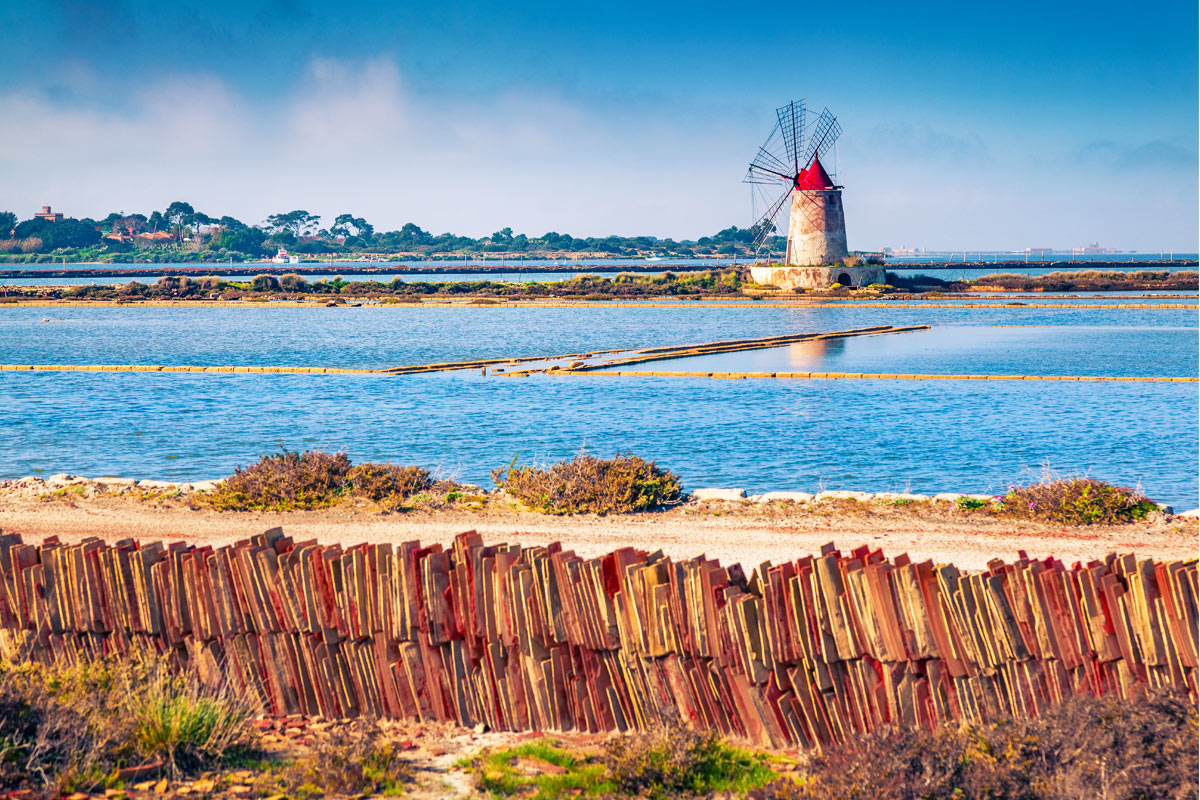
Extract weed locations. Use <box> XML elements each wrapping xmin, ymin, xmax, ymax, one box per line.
<box><xmin>955</xmin><ymin>496</ymin><xmax>988</xmax><ymax>511</ymax></box>
<box><xmin>493</xmin><ymin>451</ymin><xmax>682</xmax><ymax>515</ymax></box>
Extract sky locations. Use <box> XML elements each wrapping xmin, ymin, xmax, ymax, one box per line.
<box><xmin>1</xmin><ymin>0</ymin><xmax>1197</xmax><ymax>250</ymax></box>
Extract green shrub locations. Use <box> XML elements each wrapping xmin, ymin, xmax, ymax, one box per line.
<box><xmin>603</xmin><ymin>728</ymin><xmax>776</xmax><ymax>798</ymax></box>
<box><xmin>205</xmin><ymin>450</ymin><xmax>352</xmax><ymax>511</ymax></box>
<box><xmin>748</xmin><ymin>692</ymin><xmax>1196</xmax><ymax>800</ymax></box>
<box><xmin>996</xmin><ymin>477</ymin><xmax>1156</xmax><ymax>525</ymax></box>
<box><xmin>492</xmin><ymin>452</ymin><xmax>682</xmax><ymax>515</ymax></box>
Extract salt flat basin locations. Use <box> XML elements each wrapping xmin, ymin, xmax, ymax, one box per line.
<box><xmin>633</xmin><ymin>325</ymin><xmax>1198</xmax><ymax>379</ymax></box>
<box><xmin>0</xmin><ymin>304</ymin><xmax>1195</xmax><ymax>507</ymax></box>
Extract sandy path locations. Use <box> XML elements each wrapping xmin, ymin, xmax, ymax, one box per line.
<box><xmin>1</xmin><ymin>498</ymin><xmax>1194</xmax><ymax>572</ymax></box>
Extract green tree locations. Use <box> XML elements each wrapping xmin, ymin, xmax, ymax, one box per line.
<box><xmin>211</xmin><ymin>226</ymin><xmax>266</xmax><ymax>254</ymax></box>
<box><xmin>330</xmin><ymin>213</ymin><xmax>374</xmax><ymax>241</ymax></box>
<box><xmin>164</xmin><ymin>201</ymin><xmax>194</xmax><ymax>240</ymax></box>
<box><xmin>0</xmin><ymin>211</ymin><xmax>16</xmax><ymax>237</ymax></box>
<box><xmin>12</xmin><ymin>217</ymin><xmax>100</xmax><ymax>250</ymax></box>
<box><xmin>266</xmin><ymin>210</ymin><xmax>320</xmax><ymax>237</ymax></box>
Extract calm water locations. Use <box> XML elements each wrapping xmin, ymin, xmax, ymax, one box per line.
<box><xmin>0</xmin><ymin>304</ymin><xmax>1196</xmax><ymax>507</ymax></box>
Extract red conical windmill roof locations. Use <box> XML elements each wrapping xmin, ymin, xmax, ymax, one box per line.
<box><xmin>795</xmin><ymin>154</ymin><xmax>835</xmax><ymax>190</ymax></box>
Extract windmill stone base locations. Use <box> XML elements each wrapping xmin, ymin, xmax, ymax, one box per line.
<box><xmin>785</xmin><ymin>188</ymin><xmax>849</xmax><ymax>267</ymax></box>
<box><xmin>750</xmin><ymin>264</ymin><xmax>886</xmax><ymax>290</ymax></box>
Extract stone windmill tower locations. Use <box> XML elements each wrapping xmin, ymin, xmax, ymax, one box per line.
<box><xmin>745</xmin><ymin>100</ymin><xmax>883</xmax><ymax>289</ymax></box>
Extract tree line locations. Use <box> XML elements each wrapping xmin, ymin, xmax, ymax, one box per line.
<box><xmin>0</xmin><ymin>203</ymin><xmax>784</xmax><ymax>261</ymax></box>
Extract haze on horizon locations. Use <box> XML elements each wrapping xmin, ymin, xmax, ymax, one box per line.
<box><xmin>1</xmin><ymin>0</ymin><xmax>1196</xmax><ymax>252</ymax></box>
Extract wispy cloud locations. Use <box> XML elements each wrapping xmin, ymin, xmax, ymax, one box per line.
<box><xmin>1074</xmin><ymin>138</ymin><xmax>1197</xmax><ymax>171</ymax></box>
<box><xmin>859</xmin><ymin>123</ymin><xmax>990</xmax><ymax>163</ymax></box>
<box><xmin>0</xmin><ymin>57</ymin><xmax>748</xmax><ymax>236</ymax></box>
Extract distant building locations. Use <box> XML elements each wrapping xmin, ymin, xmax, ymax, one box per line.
<box><xmin>34</xmin><ymin>205</ymin><xmax>63</xmax><ymax>222</ymax></box>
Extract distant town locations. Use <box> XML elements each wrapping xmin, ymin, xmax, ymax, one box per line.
<box><xmin>0</xmin><ymin>204</ymin><xmax>1167</xmax><ymax>265</ymax></box>
<box><xmin>0</xmin><ymin>204</ymin><xmax>781</xmax><ymax>264</ymax></box>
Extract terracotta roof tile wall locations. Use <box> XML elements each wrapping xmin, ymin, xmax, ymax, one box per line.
<box><xmin>0</xmin><ymin>531</ymin><xmax>1194</xmax><ymax>748</ymax></box>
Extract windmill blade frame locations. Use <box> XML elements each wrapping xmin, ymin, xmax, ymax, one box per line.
<box><xmin>775</xmin><ymin>100</ymin><xmax>806</xmax><ymax>175</ymax></box>
<box><xmin>749</xmin><ymin>184</ymin><xmax>793</xmax><ymax>251</ymax></box>
<box><xmin>800</xmin><ymin>107</ymin><xmax>842</xmax><ymax>168</ymax></box>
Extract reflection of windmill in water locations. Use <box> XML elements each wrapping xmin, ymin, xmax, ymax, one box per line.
<box><xmin>745</xmin><ymin>100</ymin><xmax>884</xmax><ymax>288</ymax></box>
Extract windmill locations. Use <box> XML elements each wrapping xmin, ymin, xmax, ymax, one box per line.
<box><xmin>745</xmin><ymin>100</ymin><xmax>849</xmax><ymax>267</ymax></box>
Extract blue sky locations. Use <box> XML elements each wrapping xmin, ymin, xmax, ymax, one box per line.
<box><xmin>1</xmin><ymin>0</ymin><xmax>1196</xmax><ymax>249</ymax></box>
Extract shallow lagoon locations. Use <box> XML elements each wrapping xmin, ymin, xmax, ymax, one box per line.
<box><xmin>0</xmin><ymin>304</ymin><xmax>1195</xmax><ymax>507</ymax></box>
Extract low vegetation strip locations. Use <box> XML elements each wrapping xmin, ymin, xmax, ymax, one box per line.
<box><xmin>0</xmin><ymin>527</ymin><xmax>1193</xmax><ymax>756</ymax></box>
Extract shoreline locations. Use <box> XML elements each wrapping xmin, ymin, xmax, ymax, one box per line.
<box><xmin>2</xmin><ymin>298</ymin><xmax>1196</xmax><ymax>309</ymax></box>
<box><xmin>0</xmin><ymin>259</ymin><xmax>1194</xmax><ymax>276</ymax></box>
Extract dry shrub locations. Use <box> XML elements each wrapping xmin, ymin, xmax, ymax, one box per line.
<box><xmin>278</xmin><ymin>272</ymin><xmax>307</xmax><ymax>291</ymax></box>
<box><xmin>604</xmin><ymin>727</ymin><xmax>775</xmax><ymax>797</ymax></box>
<box><xmin>0</xmin><ymin>658</ymin><xmax>258</xmax><ymax>793</ymax></box>
<box><xmin>19</xmin><ymin>237</ymin><xmax>44</xmax><ymax>253</ymax></box>
<box><xmin>0</xmin><ymin>239</ymin><xmax>21</xmax><ymax>253</ymax></box>
<box><xmin>205</xmin><ymin>450</ymin><xmax>352</xmax><ymax>511</ymax></box>
<box><xmin>493</xmin><ymin>452</ymin><xmax>682</xmax><ymax>515</ymax></box>
<box><xmin>347</xmin><ymin>462</ymin><xmax>432</xmax><ymax>511</ymax></box>
<box><xmin>251</xmin><ymin>274</ymin><xmax>281</xmax><ymax>291</ymax></box>
<box><xmin>750</xmin><ymin>692</ymin><xmax>1197</xmax><ymax>800</ymax></box>
<box><xmin>264</xmin><ymin>721</ymin><xmax>413</xmax><ymax>796</ymax></box>
<box><xmin>997</xmin><ymin>477</ymin><xmax>1155</xmax><ymax>525</ymax></box>
<box><xmin>0</xmin><ymin>660</ymin><xmax>131</xmax><ymax>793</ymax></box>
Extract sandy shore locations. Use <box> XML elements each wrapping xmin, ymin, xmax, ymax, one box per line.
<box><xmin>2</xmin><ymin>492</ymin><xmax>1194</xmax><ymax>572</ymax></box>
